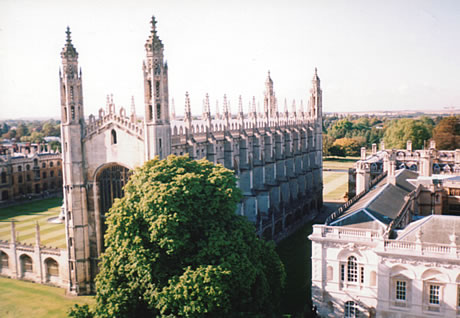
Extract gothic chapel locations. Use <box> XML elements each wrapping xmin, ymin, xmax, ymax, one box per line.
<box><xmin>60</xmin><ymin>16</ymin><xmax>323</xmax><ymax>294</ymax></box>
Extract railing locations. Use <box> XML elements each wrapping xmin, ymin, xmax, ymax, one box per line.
<box><xmin>384</xmin><ymin>239</ymin><xmax>457</xmax><ymax>256</ymax></box>
<box><xmin>316</xmin><ymin>225</ymin><xmax>381</xmax><ymax>241</ymax></box>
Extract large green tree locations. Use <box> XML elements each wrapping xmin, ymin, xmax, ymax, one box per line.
<box><xmin>71</xmin><ymin>155</ymin><xmax>285</xmax><ymax>318</ymax></box>
<box><xmin>432</xmin><ymin>116</ymin><xmax>460</xmax><ymax>150</ymax></box>
<box><xmin>383</xmin><ymin>118</ymin><xmax>432</xmax><ymax>150</ymax></box>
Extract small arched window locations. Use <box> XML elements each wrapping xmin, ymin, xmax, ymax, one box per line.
<box><xmin>18</xmin><ymin>166</ymin><xmax>22</xmax><ymax>172</ymax></box>
<box><xmin>1</xmin><ymin>172</ymin><xmax>6</xmax><ymax>184</ymax></box>
<box><xmin>111</xmin><ymin>129</ymin><xmax>117</xmax><ymax>145</ymax></box>
<box><xmin>347</xmin><ymin>256</ymin><xmax>358</xmax><ymax>282</ymax></box>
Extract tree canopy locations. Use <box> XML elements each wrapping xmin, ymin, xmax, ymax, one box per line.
<box><xmin>71</xmin><ymin>155</ymin><xmax>285</xmax><ymax>317</ymax></box>
<box><xmin>432</xmin><ymin>116</ymin><xmax>460</xmax><ymax>150</ymax></box>
<box><xmin>383</xmin><ymin>118</ymin><xmax>433</xmax><ymax>150</ymax></box>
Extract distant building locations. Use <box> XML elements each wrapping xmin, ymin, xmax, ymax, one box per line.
<box><xmin>311</xmin><ymin>150</ymin><xmax>460</xmax><ymax>317</ymax></box>
<box><xmin>0</xmin><ymin>143</ymin><xmax>62</xmax><ymax>203</ymax></box>
<box><xmin>348</xmin><ymin>140</ymin><xmax>460</xmax><ymax>199</ymax></box>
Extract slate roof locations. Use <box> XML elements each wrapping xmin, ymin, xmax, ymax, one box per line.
<box><xmin>329</xmin><ymin>169</ymin><xmax>417</xmax><ymax>229</ymax></box>
<box><xmin>396</xmin><ymin>215</ymin><xmax>460</xmax><ymax>245</ymax></box>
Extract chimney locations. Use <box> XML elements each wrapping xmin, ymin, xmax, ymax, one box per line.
<box><xmin>380</xmin><ymin>140</ymin><xmax>385</xmax><ymax>151</ymax></box>
<box><xmin>429</xmin><ymin>140</ymin><xmax>436</xmax><ymax>150</ymax></box>
<box><xmin>372</xmin><ymin>143</ymin><xmax>377</xmax><ymax>154</ymax></box>
<box><xmin>406</xmin><ymin>140</ymin><xmax>412</xmax><ymax>152</ymax></box>
<box><xmin>388</xmin><ymin>157</ymin><xmax>396</xmax><ymax>185</ymax></box>
<box><xmin>361</xmin><ymin>147</ymin><xmax>366</xmax><ymax>160</ymax></box>
<box><xmin>420</xmin><ymin>150</ymin><xmax>432</xmax><ymax>177</ymax></box>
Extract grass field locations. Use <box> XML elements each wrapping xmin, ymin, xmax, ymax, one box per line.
<box><xmin>0</xmin><ymin>198</ymin><xmax>66</xmax><ymax>248</ymax></box>
<box><xmin>0</xmin><ymin>277</ymin><xmax>95</xmax><ymax>318</ymax></box>
<box><xmin>323</xmin><ymin>157</ymin><xmax>357</xmax><ymax>170</ymax></box>
<box><xmin>323</xmin><ymin>171</ymin><xmax>349</xmax><ymax>202</ymax></box>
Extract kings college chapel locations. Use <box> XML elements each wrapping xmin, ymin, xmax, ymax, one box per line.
<box><xmin>60</xmin><ymin>16</ymin><xmax>323</xmax><ymax>294</ymax></box>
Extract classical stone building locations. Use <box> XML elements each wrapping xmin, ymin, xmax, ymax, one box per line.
<box><xmin>58</xmin><ymin>16</ymin><xmax>323</xmax><ymax>294</ymax></box>
<box><xmin>0</xmin><ymin>143</ymin><xmax>62</xmax><ymax>203</ymax></box>
<box><xmin>311</xmin><ymin>152</ymin><xmax>460</xmax><ymax>317</ymax></box>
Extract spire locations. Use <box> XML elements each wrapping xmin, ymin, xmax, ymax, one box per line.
<box><xmin>266</xmin><ymin>70</ymin><xmax>273</xmax><ymax>84</ymax></box>
<box><xmin>130</xmin><ymin>96</ymin><xmax>136</xmax><ymax>115</ymax></box>
<box><xmin>150</xmin><ymin>15</ymin><xmax>157</xmax><ymax>34</ymax></box>
<box><xmin>130</xmin><ymin>96</ymin><xmax>137</xmax><ymax>122</ymax></box>
<box><xmin>251</xmin><ymin>97</ymin><xmax>257</xmax><ymax>114</ymax></box>
<box><xmin>238</xmin><ymin>95</ymin><xmax>243</xmax><ymax>114</ymax></box>
<box><xmin>284</xmin><ymin>98</ymin><xmax>288</xmax><ymax>114</ymax></box>
<box><xmin>215</xmin><ymin>100</ymin><xmax>220</xmax><ymax>119</ymax></box>
<box><xmin>185</xmin><ymin>92</ymin><xmax>191</xmax><ymax>116</ymax></box>
<box><xmin>171</xmin><ymin>97</ymin><xmax>176</xmax><ymax>120</ymax></box>
<box><xmin>61</xmin><ymin>27</ymin><xmax>78</xmax><ymax>58</ymax></box>
<box><xmin>291</xmin><ymin>100</ymin><xmax>296</xmax><ymax>116</ymax></box>
<box><xmin>204</xmin><ymin>93</ymin><xmax>210</xmax><ymax>114</ymax></box>
<box><xmin>145</xmin><ymin>15</ymin><xmax>164</xmax><ymax>52</ymax></box>
<box><xmin>223</xmin><ymin>94</ymin><xmax>229</xmax><ymax>114</ymax></box>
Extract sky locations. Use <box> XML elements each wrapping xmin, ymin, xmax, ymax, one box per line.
<box><xmin>0</xmin><ymin>0</ymin><xmax>459</xmax><ymax>119</ymax></box>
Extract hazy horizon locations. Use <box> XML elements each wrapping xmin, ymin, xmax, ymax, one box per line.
<box><xmin>1</xmin><ymin>0</ymin><xmax>459</xmax><ymax>119</ymax></box>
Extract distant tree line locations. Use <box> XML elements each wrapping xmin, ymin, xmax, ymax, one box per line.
<box><xmin>323</xmin><ymin>115</ymin><xmax>459</xmax><ymax>156</ymax></box>
<box><xmin>1</xmin><ymin>119</ymin><xmax>61</xmax><ymax>151</ymax></box>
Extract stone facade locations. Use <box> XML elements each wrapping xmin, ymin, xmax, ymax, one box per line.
<box><xmin>0</xmin><ymin>144</ymin><xmax>62</xmax><ymax>203</ymax></box>
<box><xmin>0</xmin><ymin>222</ymin><xmax>69</xmax><ymax>288</ymax></box>
<box><xmin>60</xmin><ymin>17</ymin><xmax>323</xmax><ymax>294</ymax></box>
<box><xmin>311</xmin><ymin>153</ymin><xmax>460</xmax><ymax>317</ymax></box>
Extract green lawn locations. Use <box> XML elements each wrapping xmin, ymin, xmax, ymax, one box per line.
<box><xmin>0</xmin><ymin>198</ymin><xmax>66</xmax><ymax>248</ymax></box>
<box><xmin>0</xmin><ymin>277</ymin><xmax>94</xmax><ymax>318</ymax></box>
<box><xmin>323</xmin><ymin>171</ymin><xmax>349</xmax><ymax>202</ymax></box>
<box><xmin>323</xmin><ymin>157</ymin><xmax>357</xmax><ymax>170</ymax></box>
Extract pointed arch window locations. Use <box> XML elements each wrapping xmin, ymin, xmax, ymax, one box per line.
<box><xmin>156</xmin><ymin>103</ymin><xmax>161</xmax><ymax>119</ymax></box>
<box><xmin>111</xmin><ymin>129</ymin><xmax>117</xmax><ymax>145</ymax></box>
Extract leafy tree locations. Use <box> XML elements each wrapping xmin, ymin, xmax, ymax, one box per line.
<box><xmin>43</xmin><ymin>121</ymin><xmax>61</xmax><ymax>136</ymax></box>
<box><xmin>328</xmin><ymin>119</ymin><xmax>353</xmax><ymax>139</ymax></box>
<box><xmin>322</xmin><ymin>134</ymin><xmax>334</xmax><ymax>156</ymax></box>
<box><xmin>71</xmin><ymin>155</ymin><xmax>285</xmax><ymax>317</ymax></box>
<box><xmin>332</xmin><ymin>137</ymin><xmax>361</xmax><ymax>156</ymax></box>
<box><xmin>383</xmin><ymin>118</ymin><xmax>432</xmax><ymax>150</ymax></box>
<box><xmin>16</xmin><ymin>123</ymin><xmax>29</xmax><ymax>137</ymax></box>
<box><xmin>2</xmin><ymin>129</ymin><xmax>16</xmax><ymax>140</ymax></box>
<box><xmin>20</xmin><ymin>131</ymin><xmax>44</xmax><ymax>143</ymax></box>
<box><xmin>432</xmin><ymin>116</ymin><xmax>460</xmax><ymax>150</ymax></box>
<box><xmin>49</xmin><ymin>140</ymin><xmax>62</xmax><ymax>152</ymax></box>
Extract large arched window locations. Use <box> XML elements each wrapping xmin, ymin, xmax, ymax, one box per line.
<box><xmin>344</xmin><ymin>301</ymin><xmax>358</xmax><ymax>318</ymax></box>
<box><xmin>111</xmin><ymin>129</ymin><xmax>117</xmax><ymax>145</ymax></box>
<box><xmin>347</xmin><ymin>256</ymin><xmax>358</xmax><ymax>282</ymax></box>
<box><xmin>45</xmin><ymin>258</ymin><xmax>59</xmax><ymax>281</ymax></box>
<box><xmin>20</xmin><ymin>254</ymin><xmax>33</xmax><ymax>276</ymax></box>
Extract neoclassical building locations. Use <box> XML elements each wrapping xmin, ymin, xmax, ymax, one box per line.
<box><xmin>54</xmin><ymin>16</ymin><xmax>324</xmax><ymax>294</ymax></box>
<box><xmin>310</xmin><ymin>150</ymin><xmax>460</xmax><ymax>317</ymax></box>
